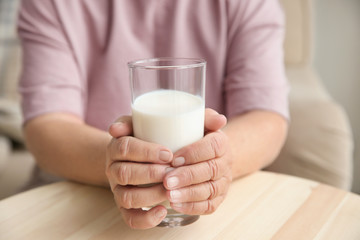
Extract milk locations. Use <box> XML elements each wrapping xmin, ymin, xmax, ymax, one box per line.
<box><xmin>132</xmin><ymin>90</ymin><xmax>204</xmax><ymax>152</ymax></box>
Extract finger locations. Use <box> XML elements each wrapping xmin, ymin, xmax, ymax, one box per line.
<box><xmin>120</xmin><ymin>205</ymin><xmax>167</xmax><ymax>229</ymax></box>
<box><xmin>167</xmin><ymin>176</ymin><xmax>231</xmax><ymax>203</ymax></box>
<box><xmin>113</xmin><ymin>184</ymin><xmax>167</xmax><ymax>209</ymax></box>
<box><xmin>204</xmin><ymin>108</ymin><xmax>227</xmax><ymax>132</ymax></box>
<box><xmin>164</xmin><ymin>158</ymin><xmax>231</xmax><ymax>190</ymax></box>
<box><xmin>109</xmin><ymin>162</ymin><xmax>173</xmax><ymax>186</ymax></box>
<box><xmin>109</xmin><ymin>116</ymin><xmax>133</xmax><ymax>138</ymax></box>
<box><xmin>172</xmin><ymin>131</ymin><xmax>228</xmax><ymax>167</ymax></box>
<box><xmin>107</xmin><ymin>136</ymin><xmax>173</xmax><ymax>164</ymax></box>
<box><xmin>170</xmin><ymin>195</ymin><xmax>225</xmax><ymax>215</ymax></box>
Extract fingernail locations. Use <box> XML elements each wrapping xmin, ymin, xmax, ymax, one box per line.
<box><xmin>159</xmin><ymin>150</ymin><xmax>171</xmax><ymax>162</ymax></box>
<box><xmin>165</xmin><ymin>167</ymin><xmax>175</xmax><ymax>173</ymax></box>
<box><xmin>113</xmin><ymin>122</ymin><xmax>123</xmax><ymax>127</ymax></box>
<box><xmin>167</xmin><ymin>177</ymin><xmax>179</xmax><ymax>188</ymax></box>
<box><xmin>172</xmin><ymin>203</ymin><xmax>182</xmax><ymax>208</ymax></box>
<box><xmin>170</xmin><ymin>190</ymin><xmax>182</xmax><ymax>201</ymax></box>
<box><xmin>155</xmin><ymin>208</ymin><xmax>167</xmax><ymax>219</ymax></box>
<box><xmin>173</xmin><ymin>157</ymin><xmax>185</xmax><ymax>167</ymax></box>
<box><xmin>108</xmin><ymin>122</ymin><xmax>121</xmax><ymax>131</ymax></box>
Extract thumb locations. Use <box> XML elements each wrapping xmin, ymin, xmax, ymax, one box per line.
<box><xmin>108</xmin><ymin>116</ymin><xmax>133</xmax><ymax>138</ymax></box>
<box><xmin>204</xmin><ymin>108</ymin><xmax>227</xmax><ymax>132</ymax></box>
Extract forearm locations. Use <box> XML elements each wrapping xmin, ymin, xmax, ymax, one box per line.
<box><xmin>24</xmin><ymin>110</ymin><xmax>287</xmax><ymax>186</ymax></box>
<box><xmin>223</xmin><ymin>110</ymin><xmax>288</xmax><ymax>179</ymax></box>
<box><xmin>24</xmin><ymin>113</ymin><xmax>111</xmax><ymax>186</ymax></box>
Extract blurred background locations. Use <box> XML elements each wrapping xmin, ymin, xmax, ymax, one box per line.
<box><xmin>314</xmin><ymin>0</ymin><xmax>360</xmax><ymax>193</ymax></box>
<box><xmin>0</xmin><ymin>0</ymin><xmax>359</xmax><ymax>200</ymax></box>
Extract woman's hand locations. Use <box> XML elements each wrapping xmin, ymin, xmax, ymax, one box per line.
<box><xmin>164</xmin><ymin>109</ymin><xmax>233</xmax><ymax>215</ymax></box>
<box><xmin>106</xmin><ymin>116</ymin><xmax>173</xmax><ymax>229</ymax></box>
<box><xmin>105</xmin><ymin>109</ymin><xmax>232</xmax><ymax>229</ymax></box>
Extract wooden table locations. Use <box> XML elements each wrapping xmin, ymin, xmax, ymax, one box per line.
<box><xmin>1</xmin><ymin>171</ymin><xmax>359</xmax><ymax>240</ymax></box>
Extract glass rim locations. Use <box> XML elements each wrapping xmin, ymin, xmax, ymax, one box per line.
<box><xmin>128</xmin><ymin>57</ymin><xmax>206</xmax><ymax>70</ymax></box>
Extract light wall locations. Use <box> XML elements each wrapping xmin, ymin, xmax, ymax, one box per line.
<box><xmin>314</xmin><ymin>0</ymin><xmax>360</xmax><ymax>193</ymax></box>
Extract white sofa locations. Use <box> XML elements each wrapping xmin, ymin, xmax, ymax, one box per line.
<box><xmin>266</xmin><ymin>0</ymin><xmax>353</xmax><ymax>189</ymax></box>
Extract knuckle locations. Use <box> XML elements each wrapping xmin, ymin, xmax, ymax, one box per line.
<box><xmin>119</xmin><ymin>189</ymin><xmax>133</xmax><ymax>209</ymax></box>
<box><xmin>210</xmin><ymin>134</ymin><xmax>225</xmax><ymax>158</ymax></box>
<box><xmin>117</xmin><ymin>137</ymin><xmax>131</xmax><ymax>158</ymax></box>
<box><xmin>144</xmin><ymin>147</ymin><xmax>153</xmax><ymax>161</ymax></box>
<box><xmin>126</xmin><ymin>216</ymin><xmax>137</xmax><ymax>229</ymax></box>
<box><xmin>118</xmin><ymin>164</ymin><xmax>130</xmax><ymax>185</ymax></box>
<box><xmin>207</xmin><ymin>159</ymin><xmax>220</xmax><ymax>180</ymax></box>
<box><xmin>187</xmin><ymin>144</ymin><xmax>200</xmax><ymax>163</ymax></box>
<box><xmin>121</xmin><ymin>212</ymin><xmax>137</xmax><ymax>229</ymax></box>
<box><xmin>148</xmin><ymin>164</ymin><xmax>160</xmax><ymax>181</ymax></box>
<box><xmin>188</xmin><ymin>202</ymin><xmax>197</xmax><ymax>213</ymax></box>
<box><xmin>182</xmin><ymin>167</ymin><xmax>195</xmax><ymax>184</ymax></box>
<box><xmin>206</xmin><ymin>200</ymin><xmax>216</xmax><ymax>214</ymax></box>
<box><xmin>208</xmin><ymin>181</ymin><xmax>218</xmax><ymax>199</ymax></box>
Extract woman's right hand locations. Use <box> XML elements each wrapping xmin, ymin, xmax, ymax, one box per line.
<box><xmin>105</xmin><ymin>116</ymin><xmax>174</xmax><ymax>229</ymax></box>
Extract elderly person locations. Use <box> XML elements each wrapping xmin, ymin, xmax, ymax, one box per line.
<box><xmin>18</xmin><ymin>0</ymin><xmax>288</xmax><ymax>229</ymax></box>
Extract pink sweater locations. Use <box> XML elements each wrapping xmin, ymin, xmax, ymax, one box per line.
<box><xmin>18</xmin><ymin>0</ymin><xmax>288</xmax><ymax>130</ymax></box>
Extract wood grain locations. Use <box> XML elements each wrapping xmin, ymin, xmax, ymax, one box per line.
<box><xmin>0</xmin><ymin>171</ymin><xmax>359</xmax><ymax>240</ymax></box>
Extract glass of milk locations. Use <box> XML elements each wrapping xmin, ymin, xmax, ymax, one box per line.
<box><xmin>128</xmin><ymin>58</ymin><xmax>206</xmax><ymax>227</ymax></box>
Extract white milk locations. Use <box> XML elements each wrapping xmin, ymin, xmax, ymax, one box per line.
<box><xmin>132</xmin><ymin>90</ymin><xmax>204</xmax><ymax>152</ymax></box>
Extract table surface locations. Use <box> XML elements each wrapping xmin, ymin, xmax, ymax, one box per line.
<box><xmin>1</xmin><ymin>171</ymin><xmax>359</xmax><ymax>240</ymax></box>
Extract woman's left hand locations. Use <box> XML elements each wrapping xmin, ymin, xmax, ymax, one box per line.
<box><xmin>164</xmin><ymin>109</ymin><xmax>233</xmax><ymax>215</ymax></box>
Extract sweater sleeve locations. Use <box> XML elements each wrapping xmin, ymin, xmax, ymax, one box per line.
<box><xmin>17</xmin><ymin>0</ymin><xmax>85</xmax><ymax>123</ymax></box>
<box><xmin>224</xmin><ymin>0</ymin><xmax>289</xmax><ymax>119</ymax></box>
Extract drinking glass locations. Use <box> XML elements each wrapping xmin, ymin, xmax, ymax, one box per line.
<box><xmin>128</xmin><ymin>57</ymin><xmax>206</xmax><ymax>227</ymax></box>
